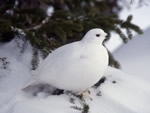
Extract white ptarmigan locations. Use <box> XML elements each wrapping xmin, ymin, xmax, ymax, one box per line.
<box><xmin>30</xmin><ymin>28</ymin><xmax>108</xmax><ymax>93</ymax></box>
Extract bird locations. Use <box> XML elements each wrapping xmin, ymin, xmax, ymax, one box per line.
<box><xmin>25</xmin><ymin>28</ymin><xmax>108</xmax><ymax>94</ymax></box>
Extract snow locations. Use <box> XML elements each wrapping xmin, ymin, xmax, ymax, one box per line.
<box><xmin>114</xmin><ymin>27</ymin><xmax>150</xmax><ymax>79</ymax></box>
<box><xmin>0</xmin><ymin>38</ymin><xmax>150</xmax><ymax>113</ymax></box>
<box><xmin>47</xmin><ymin>6</ymin><xmax>54</xmax><ymax>17</ymax></box>
<box><xmin>0</xmin><ymin>38</ymin><xmax>32</xmax><ymax>108</ymax></box>
<box><xmin>11</xmin><ymin>95</ymin><xmax>78</xmax><ymax>113</ymax></box>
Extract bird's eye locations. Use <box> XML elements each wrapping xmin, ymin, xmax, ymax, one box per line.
<box><xmin>96</xmin><ymin>34</ymin><xmax>100</xmax><ymax>37</ymax></box>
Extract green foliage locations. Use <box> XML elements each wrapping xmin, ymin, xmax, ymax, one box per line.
<box><xmin>31</xmin><ymin>47</ymin><xmax>40</xmax><ymax>70</ymax></box>
<box><xmin>82</xmin><ymin>104</ymin><xmax>89</xmax><ymax>113</ymax></box>
<box><xmin>0</xmin><ymin>0</ymin><xmax>143</xmax><ymax>68</ymax></box>
<box><xmin>71</xmin><ymin>106</ymin><xmax>82</xmax><ymax>111</ymax></box>
<box><xmin>0</xmin><ymin>57</ymin><xmax>9</xmax><ymax>70</ymax></box>
<box><xmin>108</xmin><ymin>51</ymin><xmax>120</xmax><ymax>68</ymax></box>
<box><xmin>0</xmin><ymin>19</ymin><xmax>14</xmax><ymax>42</ymax></box>
<box><xmin>69</xmin><ymin>97</ymin><xmax>75</xmax><ymax>104</ymax></box>
<box><xmin>71</xmin><ymin>104</ymin><xmax>89</xmax><ymax>113</ymax></box>
<box><xmin>121</xmin><ymin>15</ymin><xmax>143</xmax><ymax>42</ymax></box>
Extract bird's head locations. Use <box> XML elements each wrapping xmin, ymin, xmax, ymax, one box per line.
<box><xmin>81</xmin><ymin>28</ymin><xmax>108</xmax><ymax>44</ymax></box>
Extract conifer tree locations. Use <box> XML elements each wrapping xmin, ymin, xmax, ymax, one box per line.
<box><xmin>0</xmin><ymin>0</ymin><xmax>143</xmax><ymax>69</ymax></box>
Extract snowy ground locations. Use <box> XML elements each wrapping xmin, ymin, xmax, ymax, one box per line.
<box><xmin>114</xmin><ymin>27</ymin><xmax>150</xmax><ymax>79</ymax></box>
<box><xmin>0</xmin><ymin>39</ymin><xmax>150</xmax><ymax>113</ymax></box>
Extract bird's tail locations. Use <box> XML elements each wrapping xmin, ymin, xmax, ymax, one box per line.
<box><xmin>22</xmin><ymin>70</ymin><xmax>39</xmax><ymax>90</ymax></box>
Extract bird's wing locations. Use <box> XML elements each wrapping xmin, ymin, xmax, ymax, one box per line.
<box><xmin>40</xmin><ymin>41</ymin><xmax>80</xmax><ymax>67</ymax></box>
<box><xmin>37</xmin><ymin>41</ymin><xmax>82</xmax><ymax>80</ymax></box>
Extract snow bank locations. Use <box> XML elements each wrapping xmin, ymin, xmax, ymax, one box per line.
<box><xmin>0</xmin><ymin>39</ymin><xmax>32</xmax><ymax>108</ymax></box>
<box><xmin>0</xmin><ymin>39</ymin><xmax>150</xmax><ymax>113</ymax></box>
<box><xmin>114</xmin><ymin>27</ymin><xmax>150</xmax><ymax>79</ymax></box>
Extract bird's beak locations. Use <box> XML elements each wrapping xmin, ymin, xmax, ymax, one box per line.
<box><xmin>106</xmin><ymin>35</ymin><xmax>109</xmax><ymax>38</ymax></box>
<box><xmin>105</xmin><ymin>33</ymin><xmax>109</xmax><ymax>39</ymax></box>
<box><xmin>103</xmin><ymin>33</ymin><xmax>110</xmax><ymax>42</ymax></box>
<box><xmin>104</xmin><ymin>33</ymin><xmax>107</xmax><ymax>38</ymax></box>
